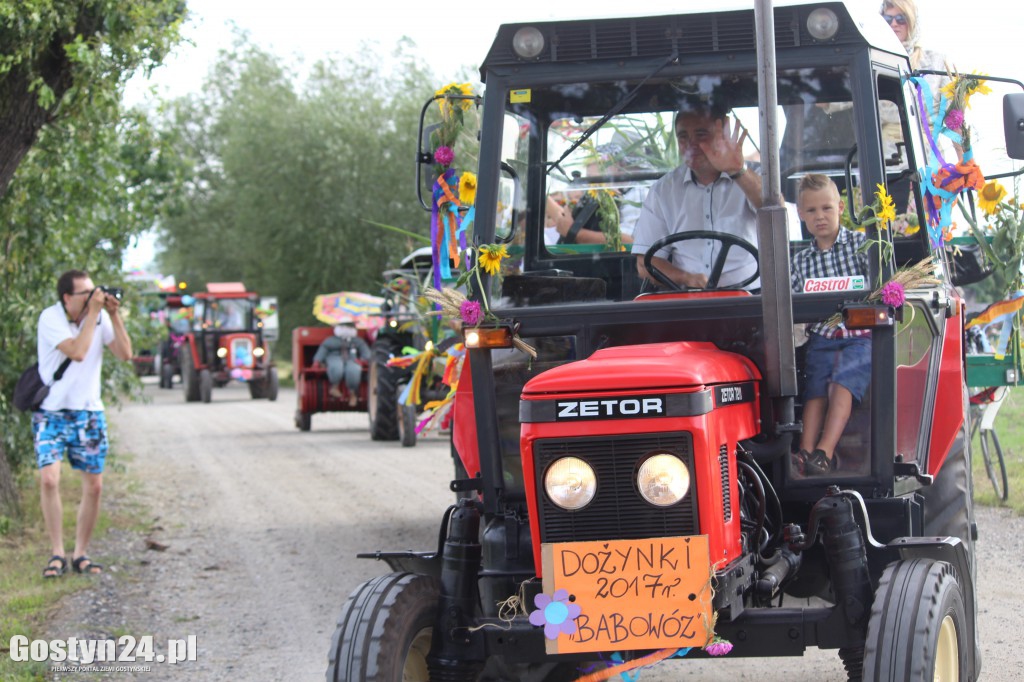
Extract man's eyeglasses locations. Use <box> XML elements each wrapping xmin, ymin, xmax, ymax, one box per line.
<box><xmin>882</xmin><ymin>13</ymin><xmax>907</xmax><ymax>26</ymax></box>
<box><xmin>68</xmin><ymin>290</ymin><xmax>93</xmax><ymax>297</ymax></box>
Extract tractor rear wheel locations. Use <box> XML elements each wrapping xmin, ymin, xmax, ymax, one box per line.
<box><xmin>326</xmin><ymin>573</ymin><xmax>438</xmax><ymax>682</ymax></box>
<box><xmin>862</xmin><ymin>558</ymin><xmax>968</xmax><ymax>681</ymax></box>
<box><xmin>368</xmin><ymin>339</ymin><xmax>400</xmax><ymax>441</ymax></box>
<box><xmin>181</xmin><ymin>351</ymin><xmax>200</xmax><ymax>402</ymax></box>
<box><xmin>199</xmin><ymin>369</ymin><xmax>213</xmax><ymax>403</ymax></box>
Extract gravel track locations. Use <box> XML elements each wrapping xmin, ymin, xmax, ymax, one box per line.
<box><xmin>44</xmin><ymin>381</ymin><xmax>1023</xmax><ymax>681</ymax></box>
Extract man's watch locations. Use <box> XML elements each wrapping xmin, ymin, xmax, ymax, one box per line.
<box><xmin>728</xmin><ymin>167</ymin><xmax>746</xmax><ymax>180</ymax></box>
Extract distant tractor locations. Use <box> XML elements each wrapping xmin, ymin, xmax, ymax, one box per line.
<box><xmin>292</xmin><ymin>324</ymin><xmax>375</xmax><ymax>431</ymax></box>
<box><xmin>179</xmin><ymin>282</ymin><xmax>279</xmax><ymax>403</ymax></box>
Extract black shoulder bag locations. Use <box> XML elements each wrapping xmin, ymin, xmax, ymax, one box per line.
<box><xmin>13</xmin><ymin>357</ymin><xmax>73</xmax><ymax>412</ymax></box>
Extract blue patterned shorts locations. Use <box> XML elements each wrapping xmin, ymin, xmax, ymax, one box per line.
<box><xmin>33</xmin><ymin>410</ymin><xmax>108</xmax><ymax>474</ymax></box>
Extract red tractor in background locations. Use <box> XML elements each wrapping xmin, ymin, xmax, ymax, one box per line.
<box><xmin>179</xmin><ymin>282</ymin><xmax>279</xmax><ymax>403</ymax></box>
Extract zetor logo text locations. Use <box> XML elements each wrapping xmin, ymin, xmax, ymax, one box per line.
<box><xmin>557</xmin><ymin>396</ymin><xmax>665</xmax><ymax>420</ymax></box>
<box><xmin>803</xmin><ymin>276</ymin><xmax>866</xmax><ymax>293</ymax></box>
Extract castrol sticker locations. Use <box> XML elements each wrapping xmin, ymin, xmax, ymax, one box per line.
<box><xmin>802</xmin><ymin>276</ymin><xmax>866</xmax><ymax>293</ymax></box>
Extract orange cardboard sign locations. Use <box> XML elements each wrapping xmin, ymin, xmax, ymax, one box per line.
<box><xmin>540</xmin><ymin>536</ymin><xmax>713</xmax><ymax>654</ymax></box>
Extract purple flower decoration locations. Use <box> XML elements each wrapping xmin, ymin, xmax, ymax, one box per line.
<box><xmin>705</xmin><ymin>639</ymin><xmax>733</xmax><ymax>656</ymax></box>
<box><xmin>528</xmin><ymin>589</ymin><xmax>582</xmax><ymax>640</ymax></box>
<box><xmin>880</xmin><ymin>281</ymin><xmax>906</xmax><ymax>308</ymax></box>
<box><xmin>945</xmin><ymin>108</ymin><xmax>964</xmax><ymax>130</ymax></box>
<box><xmin>434</xmin><ymin>146</ymin><xmax>455</xmax><ymax>166</ymax></box>
<box><xmin>459</xmin><ymin>300</ymin><xmax>483</xmax><ymax>326</ymax></box>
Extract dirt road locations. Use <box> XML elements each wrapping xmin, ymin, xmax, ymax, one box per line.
<box><xmin>46</xmin><ymin>381</ymin><xmax>1022</xmax><ymax>681</ymax></box>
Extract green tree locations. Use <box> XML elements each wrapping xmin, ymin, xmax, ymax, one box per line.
<box><xmin>0</xmin><ymin>0</ymin><xmax>185</xmax><ymax>196</ymax></box>
<box><xmin>0</xmin><ymin>0</ymin><xmax>185</xmax><ymax>518</ymax></box>
<box><xmin>156</xmin><ymin>37</ymin><xmax>444</xmax><ymax>345</ymax></box>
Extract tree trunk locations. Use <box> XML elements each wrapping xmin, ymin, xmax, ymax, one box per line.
<box><xmin>0</xmin><ymin>440</ymin><xmax>22</xmax><ymax>519</ymax></box>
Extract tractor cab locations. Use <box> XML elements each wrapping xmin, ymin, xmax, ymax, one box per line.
<box><xmin>180</xmin><ymin>282</ymin><xmax>279</xmax><ymax>403</ymax></box>
<box><xmin>329</xmin><ymin>2</ymin><xmax>1024</xmax><ymax>680</ymax></box>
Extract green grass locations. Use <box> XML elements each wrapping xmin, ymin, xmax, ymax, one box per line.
<box><xmin>0</xmin><ymin>457</ymin><xmax>133</xmax><ymax>681</ymax></box>
<box><xmin>971</xmin><ymin>389</ymin><xmax>1024</xmax><ymax>513</ymax></box>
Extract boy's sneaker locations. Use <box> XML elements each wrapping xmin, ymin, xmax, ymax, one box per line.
<box><xmin>791</xmin><ymin>449</ymin><xmax>811</xmax><ymax>476</ymax></box>
<box><xmin>803</xmin><ymin>448</ymin><xmax>835</xmax><ymax>476</ymax></box>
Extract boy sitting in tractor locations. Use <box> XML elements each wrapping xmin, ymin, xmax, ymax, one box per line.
<box><xmin>790</xmin><ymin>174</ymin><xmax>871</xmax><ymax>476</ymax></box>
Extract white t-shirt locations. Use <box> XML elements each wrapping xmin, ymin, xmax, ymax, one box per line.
<box><xmin>631</xmin><ymin>165</ymin><xmax>759</xmax><ymax>289</ymax></box>
<box><xmin>37</xmin><ymin>302</ymin><xmax>114</xmax><ymax>411</ymax></box>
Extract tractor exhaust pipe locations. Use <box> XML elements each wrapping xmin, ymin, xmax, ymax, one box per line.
<box><xmin>427</xmin><ymin>499</ymin><xmax>486</xmax><ymax>682</ymax></box>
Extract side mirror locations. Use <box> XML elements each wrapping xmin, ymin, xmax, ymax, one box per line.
<box><xmin>1003</xmin><ymin>93</ymin><xmax>1024</xmax><ymax>160</ymax></box>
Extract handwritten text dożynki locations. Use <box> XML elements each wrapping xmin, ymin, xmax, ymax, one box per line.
<box><xmin>558</xmin><ymin>541</ymin><xmax>689</xmax><ymax>577</ymax></box>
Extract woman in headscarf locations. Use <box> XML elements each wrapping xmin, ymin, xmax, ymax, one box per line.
<box><xmin>879</xmin><ymin>0</ymin><xmax>955</xmax><ymax>158</ymax></box>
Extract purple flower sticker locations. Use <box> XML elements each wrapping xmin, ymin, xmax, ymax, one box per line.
<box><xmin>880</xmin><ymin>281</ymin><xmax>906</xmax><ymax>308</ymax></box>
<box><xmin>434</xmin><ymin>146</ymin><xmax>455</xmax><ymax>166</ymax></box>
<box><xmin>459</xmin><ymin>300</ymin><xmax>483</xmax><ymax>326</ymax></box>
<box><xmin>705</xmin><ymin>639</ymin><xmax>733</xmax><ymax>656</ymax></box>
<box><xmin>528</xmin><ymin>589</ymin><xmax>581</xmax><ymax>640</ymax></box>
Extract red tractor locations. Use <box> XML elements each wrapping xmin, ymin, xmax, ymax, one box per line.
<box><xmin>328</xmin><ymin>2</ymin><xmax>1024</xmax><ymax>680</ymax></box>
<box><xmin>179</xmin><ymin>282</ymin><xmax>279</xmax><ymax>403</ymax></box>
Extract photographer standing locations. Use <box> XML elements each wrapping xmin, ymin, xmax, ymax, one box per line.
<box><xmin>35</xmin><ymin>270</ymin><xmax>131</xmax><ymax>578</ymax></box>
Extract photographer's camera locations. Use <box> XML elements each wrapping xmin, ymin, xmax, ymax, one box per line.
<box><xmin>98</xmin><ymin>286</ymin><xmax>124</xmax><ymax>301</ymax></box>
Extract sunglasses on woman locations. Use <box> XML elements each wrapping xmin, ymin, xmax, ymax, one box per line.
<box><xmin>882</xmin><ymin>13</ymin><xmax>907</xmax><ymax>26</ymax></box>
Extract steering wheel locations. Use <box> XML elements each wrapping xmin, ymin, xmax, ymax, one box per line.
<box><xmin>642</xmin><ymin>230</ymin><xmax>759</xmax><ymax>291</ymax></box>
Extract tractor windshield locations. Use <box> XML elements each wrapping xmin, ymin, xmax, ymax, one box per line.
<box><xmin>488</xmin><ymin>66</ymin><xmax>923</xmax><ymax>309</ymax></box>
<box><xmin>476</xmin><ymin>64</ymin><xmax>934</xmax><ymax>498</ymax></box>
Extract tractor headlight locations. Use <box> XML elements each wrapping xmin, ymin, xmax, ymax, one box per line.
<box><xmin>216</xmin><ymin>347</ymin><xmax>228</xmax><ymax>358</ymax></box>
<box><xmin>637</xmin><ymin>453</ymin><xmax>690</xmax><ymax>507</ymax></box>
<box><xmin>544</xmin><ymin>457</ymin><xmax>596</xmax><ymax>510</ymax></box>
<box><xmin>806</xmin><ymin>8</ymin><xmax>839</xmax><ymax>41</ymax></box>
<box><xmin>253</xmin><ymin>347</ymin><xmax>265</xmax><ymax>357</ymax></box>
<box><xmin>512</xmin><ymin>26</ymin><xmax>545</xmax><ymax>59</ymax></box>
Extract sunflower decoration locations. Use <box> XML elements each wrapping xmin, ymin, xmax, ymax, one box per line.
<box><xmin>957</xmin><ymin>179</ymin><xmax>1024</xmax><ymax>298</ymax></box>
<box><xmin>855</xmin><ymin>184</ymin><xmax>898</xmax><ymax>286</ymax></box>
<box><xmin>978</xmin><ymin>180</ymin><xmax>1008</xmax><ymax>216</ymax></box>
<box><xmin>478</xmin><ymin>244</ymin><xmax>509</xmax><ymax>277</ymax></box>
<box><xmin>423</xmin><ymin>244</ymin><xmax>536</xmax><ymax>358</ymax></box>
<box><xmin>429</xmin><ymin>82</ymin><xmax>481</xmax><ymax>291</ymax></box>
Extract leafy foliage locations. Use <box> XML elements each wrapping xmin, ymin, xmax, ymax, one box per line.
<box><xmin>0</xmin><ymin>1</ymin><xmax>185</xmax><ymax>488</ymax></box>
<box><xmin>155</xmin><ymin>36</ymin><xmax>448</xmax><ymax>347</ymax></box>
<box><xmin>0</xmin><ymin>0</ymin><xmax>186</xmax><ymax>195</ymax></box>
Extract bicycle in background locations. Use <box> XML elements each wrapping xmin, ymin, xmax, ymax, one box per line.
<box><xmin>968</xmin><ymin>385</ymin><xmax>1010</xmax><ymax>501</ymax></box>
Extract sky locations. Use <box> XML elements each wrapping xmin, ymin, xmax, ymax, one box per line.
<box><xmin>122</xmin><ymin>0</ymin><xmax>1024</xmax><ymax>268</ymax></box>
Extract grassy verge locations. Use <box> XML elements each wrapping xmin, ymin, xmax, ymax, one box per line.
<box><xmin>0</xmin><ymin>455</ymin><xmax>134</xmax><ymax>681</ymax></box>
<box><xmin>971</xmin><ymin>389</ymin><xmax>1024</xmax><ymax>513</ymax></box>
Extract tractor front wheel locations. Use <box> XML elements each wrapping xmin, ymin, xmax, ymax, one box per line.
<box><xmin>181</xmin><ymin>351</ymin><xmax>200</xmax><ymax>402</ymax></box>
<box><xmin>326</xmin><ymin>573</ymin><xmax>438</xmax><ymax>682</ymax></box>
<box><xmin>160</xmin><ymin>361</ymin><xmax>174</xmax><ymax>389</ymax></box>
<box><xmin>399</xmin><ymin>402</ymin><xmax>418</xmax><ymax>447</ymax></box>
<box><xmin>862</xmin><ymin>558</ymin><xmax>968</xmax><ymax>681</ymax></box>
<box><xmin>199</xmin><ymin>369</ymin><xmax>213</xmax><ymax>403</ymax></box>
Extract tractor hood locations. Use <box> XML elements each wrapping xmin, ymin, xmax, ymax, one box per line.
<box><xmin>522</xmin><ymin>341</ymin><xmax>761</xmax><ymax>396</ymax></box>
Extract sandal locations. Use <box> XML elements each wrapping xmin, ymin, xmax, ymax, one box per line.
<box><xmin>43</xmin><ymin>555</ymin><xmax>66</xmax><ymax>579</ymax></box>
<box><xmin>71</xmin><ymin>555</ymin><xmax>104</xmax><ymax>575</ymax></box>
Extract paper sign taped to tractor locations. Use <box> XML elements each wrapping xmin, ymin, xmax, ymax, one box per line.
<box><xmin>540</xmin><ymin>536</ymin><xmax>712</xmax><ymax>654</ymax></box>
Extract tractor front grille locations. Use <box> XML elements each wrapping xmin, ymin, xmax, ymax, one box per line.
<box><xmin>534</xmin><ymin>433</ymin><xmax>699</xmax><ymax>544</ymax></box>
<box><xmin>719</xmin><ymin>444</ymin><xmax>732</xmax><ymax>523</ymax></box>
